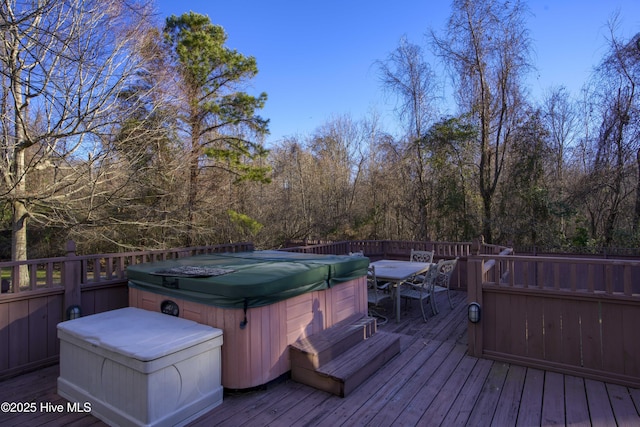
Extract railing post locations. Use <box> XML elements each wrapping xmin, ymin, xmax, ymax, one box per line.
<box><xmin>62</xmin><ymin>240</ymin><xmax>82</xmax><ymax>319</ymax></box>
<box><xmin>467</xmin><ymin>257</ymin><xmax>484</xmax><ymax>358</ymax></box>
<box><xmin>471</xmin><ymin>237</ymin><xmax>481</xmax><ymax>255</ymax></box>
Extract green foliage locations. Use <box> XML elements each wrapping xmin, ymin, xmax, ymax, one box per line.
<box><xmin>204</xmin><ymin>142</ymin><xmax>271</xmax><ymax>184</ymax></box>
<box><xmin>418</xmin><ymin>116</ymin><xmax>480</xmax><ymax>240</ymax></box>
<box><xmin>227</xmin><ymin>210</ymin><xmax>263</xmax><ymax>237</ymax></box>
<box><xmin>163</xmin><ymin>12</ymin><xmax>268</xmax><ymax>131</ymax></box>
<box><xmin>571</xmin><ymin>224</ymin><xmax>595</xmax><ymax>249</ymax></box>
<box><xmin>420</xmin><ymin>116</ymin><xmax>477</xmax><ymax>150</ymax></box>
<box><xmin>163</xmin><ymin>12</ymin><xmax>270</xmax><ymax>183</ymax></box>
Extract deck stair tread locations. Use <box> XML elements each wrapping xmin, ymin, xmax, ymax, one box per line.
<box><xmin>290</xmin><ymin>313</ymin><xmax>376</xmax><ymax>369</ymax></box>
<box><xmin>290</xmin><ymin>314</ymin><xmax>402</xmax><ymax>397</ymax></box>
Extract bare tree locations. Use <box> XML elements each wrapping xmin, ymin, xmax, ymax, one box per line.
<box><xmin>378</xmin><ymin>37</ymin><xmax>440</xmax><ymax>239</ymax></box>
<box><xmin>261</xmin><ymin>138</ymin><xmax>315</xmax><ymax>245</ymax></box>
<box><xmin>257</xmin><ymin>114</ymin><xmax>404</xmax><ymax>245</ymax></box>
<box><xmin>378</xmin><ymin>37</ymin><xmax>439</xmax><ymax>140</ymax></box>
<box><xmin>582</xmin><ymin>20</ymin><xmax>639</xmax><ymax>245</ymax></box>
<box><xmin>359</xmin><ymin>112</ymin><xmax>402</xmax><ymax>240</ymax></box>
<box><xmin>541</xmin><ymin>86</ymin><xmax>578</xmax><ymax>240</ymax></box>
<box><xmin>432</xmin><ymin>0</ymin><xmax>532</xmax><ymax>243</ymax></box>
<box><xmin>0</xmin><ymin>0</ymin><xmax>153</xmax><ymax>276</ymax></box>
<box><xmin>543</xmin><ymin>87</ymin><xmax>577</xmax><ymax>183</ymax></box>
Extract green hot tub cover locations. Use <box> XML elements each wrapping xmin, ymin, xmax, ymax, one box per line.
<box><xmin>127</xmin><ymin>251</ymin><xmax>369</xmax><ymax>309</ymax></box>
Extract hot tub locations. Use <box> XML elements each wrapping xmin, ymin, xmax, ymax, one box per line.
<box><xmin>127</xmin><ymin>251</ymin><xmax>369</xmax><ymax>389</ymax></box>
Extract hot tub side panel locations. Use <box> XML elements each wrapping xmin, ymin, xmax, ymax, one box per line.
<box><xmin>129</xmin><ymin>276</ymin><xmax>367</xmax><ymax>389</ymax></box>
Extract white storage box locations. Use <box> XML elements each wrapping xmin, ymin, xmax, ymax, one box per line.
<box><xmin>57</xmin><ymin>307</ymin><xmax>223</xmax><ymax>427</ymax></box>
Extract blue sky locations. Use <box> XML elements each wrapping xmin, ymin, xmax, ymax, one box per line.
<box><xmin>154</xmin><ymin>1</ymin><xmax>640</xmax><ymax>146</ymax></box>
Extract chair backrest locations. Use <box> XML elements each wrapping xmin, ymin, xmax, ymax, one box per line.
<box><xmin>367</xmin><ymin>265</ymin><xmax>376</xmax><ymax>287</ymax></box>
<box><xmin>415</xmin><ymin>259</ymin><xmax>442</xmax><ymax>288</ymax></box>
<box><xmin>367</xmin><ymin>265</ymin><xmax>382</xmax><ymax>300</ymax></box>
<box><xmin>410</xmin><ymin>249</ymin><xmax>434</xmax><ymax>263</ymax></box>
<box><xmin>367</xmin><ymin>264</ymin><xmax>376</xmax><ymax>281</ymax></box>
<box><xmin>436</xmin><ymin>257</ymin><xmax>458</xmax><ymax>286</ymax></box>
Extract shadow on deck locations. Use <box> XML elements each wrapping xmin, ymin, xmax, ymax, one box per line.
<box><xmin>1</xmin><ymin>290</ymin><xmax>639</xmax><ymax>426</ymax></box>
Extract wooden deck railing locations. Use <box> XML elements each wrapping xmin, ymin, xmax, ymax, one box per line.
<box><xmin>282</xmin><ymin>238</ymin><xmax>507</xmax><ymax>259</ymax></box>
<box><xmin>4</xmin><ymin>238</ymin><xmax>638</xmax><ymax>390</ymax></box>
<box><xmin>467</xmin><ymin>254</ymin><xmax>640</xmax><ymax>388</ymax></box>
<box><xmin>0</xmin><ymin>241</ymin><xmax>253</xmax><ymax>381</ymax></box>
<box><xmin>280</xmin><ymin>239</ymin><xmax>510</xmax><ymax>292</ymax></box>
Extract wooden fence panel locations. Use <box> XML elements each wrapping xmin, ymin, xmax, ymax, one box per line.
<box><xmin>601</xmin><ymin>303</ymin><xmax>640</xmax><ymax>378</ymax></box>
<box><xmin>526</xmin><ymin>294</ymin><xmax>544</xmax><ymax>360</ymax></box>
<box><xmin>561</xmin><ymin>299</ymin><xmax>584</xmax><ymax>368</ymax></box>
<box><xmin>474</xmin><ymin>254</ymin><xmax>640</xmax><ymax>388</ymax></box>
<box><xmin>46</xmin><ymin>294</ymin><xmax>63</xmax><ymax>358</ymax></box>
<box><xmin>542</xmin><ymin>298</ymin><xmax>566</xmax><ymax>364</ymax></box>
<box><xmin>80</xmin><ymin>282</ymin><xmax>129</xmax><ymax>316</ymax></box>
<box><xmin>0</xmin><ymin>301</ymin><xmax>8</xmax><ymax>371</ymax></box>
<box><xmin>482</xmin><ymin>291</ymin><xmax>498</xmax><ymax>354</ymax></box>
<box><xmin>578</xmin><ymin>299</ymin><xmax>603</xmax><ymax>371</ymax></box>
<box><xmin>9</xmin><ymin>299</ymin><xmax>29</xmax><ymax>369</ymax></box>
<box><xmin>28</xmin><ymin>296</ymin><xmax>49</xmax><ymax>363</ymax></box>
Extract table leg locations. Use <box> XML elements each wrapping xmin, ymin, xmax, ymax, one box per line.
<box><xmin>396</xmin><ymin>281</ymin><xmax>401</xmax><ymax>323</ymax></box>
<box><xmin>430</xmin><ymin>290</ymin><xmax>438</xmax><ymax>315</ymax></box>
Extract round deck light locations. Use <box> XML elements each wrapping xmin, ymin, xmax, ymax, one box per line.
<box><xmin>468</xmin><ymin>302</ymin><xmax>481</xmax><ymax>323</ymax></box>
<box><xmin>66</xmin><ymin>305</ymin><xmax>82</xmax><ymax>320</ymax></box>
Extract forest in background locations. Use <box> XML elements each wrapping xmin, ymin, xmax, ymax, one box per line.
<box><xmin>1</xmin><ymin>0</ymin><xmax>639</xmax><ymax>260</ymax></box>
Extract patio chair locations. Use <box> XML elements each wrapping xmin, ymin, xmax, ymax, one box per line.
<box><xmin>367</xmin><ymin>265</ymin><xmax>391</xmax><ymax>324</ymax></box>
<box><xmin>398</xmin><ymin>259</ymin><xmax>443</xmax><ymax>322</ymax></box>
<box><xmin>432</xmin><ymin>257</ymin><xmax>458</xmax><ymax>314</ymax></box>
<box><xmin>409</xmin><ymin>249</ymin><xmax>434</xmax><ymax>263</ymax></box>
<box><xmin>408</xmin><ymin>249</ymin><xmax>435</xmax><ymax>283</ymax></box>
<box><xmin>349</xmin><ymin>250</ymin><xmax>365</xmax><ymax>257</ymax></box>
<box><xmin>367</xmin><ymin>265</ymin><xmax>390</xmax><ymax>305</ymax></box>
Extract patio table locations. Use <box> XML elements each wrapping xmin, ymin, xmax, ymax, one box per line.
<box><xmin>370</xmin><ymin>259</ymin><xmax>433</xmax><ymax>323</ymax></box>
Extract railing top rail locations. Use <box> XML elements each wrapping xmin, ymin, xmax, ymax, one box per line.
<box><xmin>0</xmin><ymin>256</ymin><xmax>68</xmax><ymax>267</ymax></box>
<box><xmin>475</xmin><ymin>253</ymin><xmax>640</xmax><ymax>265</ymax></box>
<box><xmin>0</xmin><ymin>242</ymin><xmax>255</xmax><ymax>295</ymax></box>
<box><xmin>0</xmin><ymin>242</ymin><xmax>255</xmax><ymax>267</ymax></box>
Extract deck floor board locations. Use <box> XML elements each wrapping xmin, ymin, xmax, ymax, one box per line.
<box><xmin>491</xmin><ymin>364</ymin><xmax>527</xmax><ymax>426</ymax></box>
<box><xmin>585</xmin><ymin>379</ymin><xmax>617</xmax><ymax>427</ymax></box>
<box><xmin>565</xmin><ymin>375</ymin><xmax>591</xmax><ymax>427</ymax></box>
<box><xmin>1</xmin><ymin>290</ymin><xmax>638</xmax><ymax>427</ymax></box>
<box><xmin>541</xmin><ymin>371</ymin><xmax>566</xmax><ymax>425</ymax></box>
<box><xmin>515</xmin><ymin>367</ymin><xmax>544</xmax><ymax>426</ymax></box>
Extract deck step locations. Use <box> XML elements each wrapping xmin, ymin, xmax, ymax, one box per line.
<box><xmin>290</xmin><ymin>316</ymin><xmax>401</xmax><ymax>397</ymax></box>
<box><xmin>290</xmin><ymin>313</ymin><xmax>376</xmax><ymax>371</ymax></box>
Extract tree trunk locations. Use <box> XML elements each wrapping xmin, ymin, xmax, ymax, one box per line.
<box><xmin>482</xmin><ymin>192</ymin><xmax>493</xmax><ymax>244</ymax></box>
<box><xmin>11</xmin><ymin>200</ymin><xmax>29</xmax><ymax>287</ymax></box>
<box><xmin>187</xmin><ymin>148</ymin><xmax>199</xmax><ymax>247</ymax></box>
<box><xmin>187</xmin><ymin>117</ymin><xmax>201</xmax><ymax>247</ymax></box>
<box><xmin>635</xmin><ymin>147</ymin><xmax>640</xmax><ymax>233</ymax></box>
<box><xmin>10</xmin><ymin>37</ymin><xmax>29</xmax><ymax>285</ymax></box>
<box><xmin>11</xmin><ymin>142</ymin><xmax>29</xmax><ymax>286</ymax></box>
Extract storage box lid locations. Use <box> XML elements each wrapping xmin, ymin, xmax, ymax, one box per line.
<box><xmin>57</xmin><ymin>307</ymin><xmax>222</xmax><ymax>362</ymax></box>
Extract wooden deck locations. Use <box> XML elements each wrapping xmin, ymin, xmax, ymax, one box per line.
<box><xmin>1</xmin><ymin>290</ymin><xmax>639</xmax><ymax>426</ymax></box>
